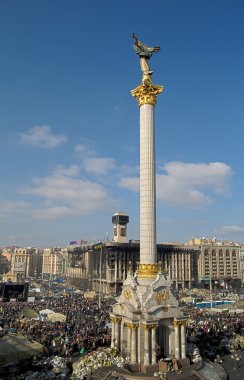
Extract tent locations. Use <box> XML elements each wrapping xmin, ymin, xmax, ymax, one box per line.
<box><xmin>0</xmin><ymin>334</ymin><xmax>43</xmax><ymax>366</ymax></box>
<box><xmin>47</xmin><ymin>313</ymin><xmax>67</xmax><ymax>322</ymax></box>
<box><xmin>181</xmin><ymin>296</ymin><xmax>193</xmax><ymax>303</ymax></box>
<box><xmin>84</xmin><ymin>290</ymin><xmax>96</xmax><ymax>299</ymax></box>
<box><xmin>74</xmin><ymin>289</ymin><xmax>83</xmax><ymax>294</ymax></box>
<box><xmin>19</xmin><ymin>308</ymin><xmax>39</xmax><ymax>319</ymax></box>
<box><xmin>39</xmin><ymin>309</ymin><xmax>55</xmax><ymax>315</ymax></box>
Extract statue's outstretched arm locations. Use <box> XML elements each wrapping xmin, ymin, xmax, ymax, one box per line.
<box><xmin>132</xmin><ymin>33</ymin><xmax>138</xmax><ymax>43</ymax></box>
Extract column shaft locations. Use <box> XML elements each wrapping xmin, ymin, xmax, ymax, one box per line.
<box><xmin>144</xmin><ymin>326</ymin><xmax>150</xmax><ymax>365</ymax></box>
<box><xmin>181</xmin><ymin>323</ymin><xmax>186</xmax><ymax>359</ymax></box>
<box><xmin>127</xmin><ymin>325</ymin><xmax>131</xmax><ymax>357</ymax></box>
<box><xmin>111</xmin><ymin>320</ymin><xmax>115</xmax><ymax>348</ymax></box>
<box><xmin>151</xmin><ymin>326</ymin><xmax>157</xmax><ymax>365</ymax></box>
<box><xmin>114</xmin><ymin>320</ymin><xmax>120</xmax><ymax>350</ymax></box>
<box><xmin>174</xmin><ymin>323</ymin><xmax>180</xmax><ymax>359</ymax></box>
<box><xmin>140</xmin><ymin>103</ymin><xmax>156</xmax><ymax>264</ymax></box>
<box><xmin>131</xmin><ymin>327</ymin><xmax>137</xmax><ymax>363</ymax></box>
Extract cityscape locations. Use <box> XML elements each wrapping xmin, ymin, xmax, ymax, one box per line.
<box><xmin>1</xmin><ymin>213</ymin><xmax>244</xmax><ymax>292</ymax></box>
<box><xmin>1</xmin><ymin>1</ymin><xmax>244</xmax><ymax>380</ymax></box>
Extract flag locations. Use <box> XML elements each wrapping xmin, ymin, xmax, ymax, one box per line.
<box><xmin>69</xmin><ymin>240</ymin><xmax>78</xmax><ymax>245</ymax></box>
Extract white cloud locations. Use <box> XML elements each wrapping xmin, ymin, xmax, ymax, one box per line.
<box><xmin>119</xmin><ymin>162</ymin><xmax>232</xmax><ymax>208</ymax></box>
<box><xmin>19</xmin><ymin>126</ymin><xmax>67</xmax><ymax>148</ymax></box>
<box><xmin>74</xmin><ymin>142</ymin><xmax>96</xmax><ymax>157</ymax></box>
<box><xmin>19</xmin><ymin>165</ymin><xmax>115</xmax><ymax>219</ymax></box>
<box><xmin>214</xmin><ymin>225</ymin><xmax>244</xmax><ymax>235</ymax></box>
<box><xmin>83</xmin><ymin>157</ymin><xmax>116</xmax><ymax>175</ymax></box>
<box><xmin>54</xmin><ymin>165</ymin><xmax>80</xmax><ymax>177</ymax></box>
<box><xmin>119</xmin><ymin>177</ymin><xmax>139</xmax><ymax>192</ymax></box>
<box><xmin>156</xmin><ymin>162</ymin><xmax>232</xmax><ymax>207</ymax></box>
<box><xmin>75</xmin><ymin>141</ymin><xmax>117</xmax><ymax>176</ymax></box>
<box><xmin>0</xmin><ymin>200</ymin><xmax>32</xmax><ymax>215</ymax></box>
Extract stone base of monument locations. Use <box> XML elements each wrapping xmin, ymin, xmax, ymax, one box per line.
<box><xmin>111</xmin><ymin>270</ymin><xmax>188</xmax><ymax>373</ymax></box>
<box><xmin>127</xmin><ymin>363</ymin><xmax>140</xmax><ymax>372</ymax></box>
<box><xmin>158</xmin><ymin>360</ymin><xmax>169</xmax><ymax>372</ymax></box>
<box><xmin>179</xmin><ymin>357</ymin><xmax>190</xmax><ymax>367</ymax></box>
<box><xmin>140</xmin><ymin>363</ymin><xmax>159</xmax><ymax>375</ymax></box>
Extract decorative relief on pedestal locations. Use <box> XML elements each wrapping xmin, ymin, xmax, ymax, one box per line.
<box><xmin>131</xmin><ymin>83</ymin><xmax>163</xmax><ymax>107</ymax></box>
<box><xmin>154</xmin><ymin>290</ymin><xmax>170</xmax><ymax>303</ymax></box>
<box><xmin>123</xmin><ymin>288</ymin><xmax>132</xmax><ymax>300</ymax></box>
<box><xmin>162</xmin><ymin>306</ymin><xmax>169</xmax><ymax>312</ymax></box>
<box><xmin>137</xmin><ymin>263</ymin><xmax>160</xmax><ymax>278</ymax></box>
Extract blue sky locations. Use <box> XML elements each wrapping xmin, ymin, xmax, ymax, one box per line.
<box><xmin>1</xmin><ymin>0</ymin><xmax>244</xmax><ymax>247</ymax></box>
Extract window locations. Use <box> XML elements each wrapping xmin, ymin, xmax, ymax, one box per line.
<box><xmin>121</xmin><ymin>226</ymin><xmax>126</xmax><ymax>237</ymax></box>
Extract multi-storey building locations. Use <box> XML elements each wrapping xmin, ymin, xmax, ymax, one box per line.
<box><xmin>0</xmin><ymin>253</ymin><xmax>11</xmax><ymax>274</ymax></box>
<box><xmin>188</xmin><ymin>239</ymin><xmax>242</xmax><ymax>289</ymax></box>
<box><xmin>3</xmin><ymin>247</ymin><xmax>39</xmax><ymax>282</ymax></box>
<box><xmin>239</xmin><ymin>245</ymin><xmax>244</xmax><ymax>285</ymax></box>
<box><xmin>42</xmin><ymin>248</ymin><xmax>63</xmax><ymax>279</ymax></box>
<box><xmin>66</xmin><ymin>212</ymin><xmax>200</xmax><ymax>294</ymax></box>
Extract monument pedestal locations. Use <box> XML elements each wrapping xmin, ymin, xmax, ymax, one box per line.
<box><xmin>110</xmin><ymin>270</ymin><xmax>187</xmax><ymax>370</ymax></box>
<box><xmin>127</xmin><ymin>363</ymin><xmax>140</xmax><ymax>373</ymax></box>
<box><xmin>158</xmin><ymin>361</ymin><xmax>169</xmax><ymax>372</ymax></box>
<box><xmin>141</xmin><ymin>363</ymin><xmax>159</xmax><ymax>375</ymax></box>
<box><xmin>179</xmin><ymin>357</ymin><xmax>191</xmax><ymax>367</ymax></box>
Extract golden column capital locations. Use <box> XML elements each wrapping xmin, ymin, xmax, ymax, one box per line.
<box><xmin>131</xmin><ymin>82</ymin><xmax>163</xmax><ymax>107</ymax></box>
<box><xmin>137</xmin><ymin>263</ymin><xmax>160</xmax><ymax>278</ymax></box>
<box><xmin>142</xmin><ymin>324</ymin><xmax>150</xmax><ymax>330</ymax></box>
<box><xmin>179</xmin><ymin>320</ymin><xmax>186</xmax><ymax>327</ymax></box>
<box><xmin>172</xmin><ymin>320</ymin><xmax>180</xmax><ymax>328</ymax></box>
<box><xmin>111</xmin><ymin>316</ymin><xmax>122</xmax><ymax>324</ymax></box>
<box><xmin>126</xmin><ymin>322</ymin><xmax>139</xmax><ymax>330</ymax></box>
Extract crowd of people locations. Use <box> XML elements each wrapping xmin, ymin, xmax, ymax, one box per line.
<box><xmin>184</xmin><ymin>302</ymin><xmax>244</xmax><ymax>361</ymax></box>
<box><xmin>0</xmin><ymin>288</ymin><xmax>112</xmax><ymax>359</ymax></box>
<box><xmin>1</xmin><ymin>283</ymin><xmax>244</xmax><ymax>379</ymax></box>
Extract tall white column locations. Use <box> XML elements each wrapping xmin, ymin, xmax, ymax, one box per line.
<box><xmin>132</xmin><ymin>82</ymin><xmax>163</xmax><ymax>279</ymax></box>
<box><xmin>140</xmin><ymin>103</ymin><xmax>156</xmax><ymax>264</ymax></box>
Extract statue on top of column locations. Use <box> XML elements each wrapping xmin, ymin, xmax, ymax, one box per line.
<box><xmin>132</xmin><ymin>33</ymin><xmax>161</xmax><ymax>85</ymax></box>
